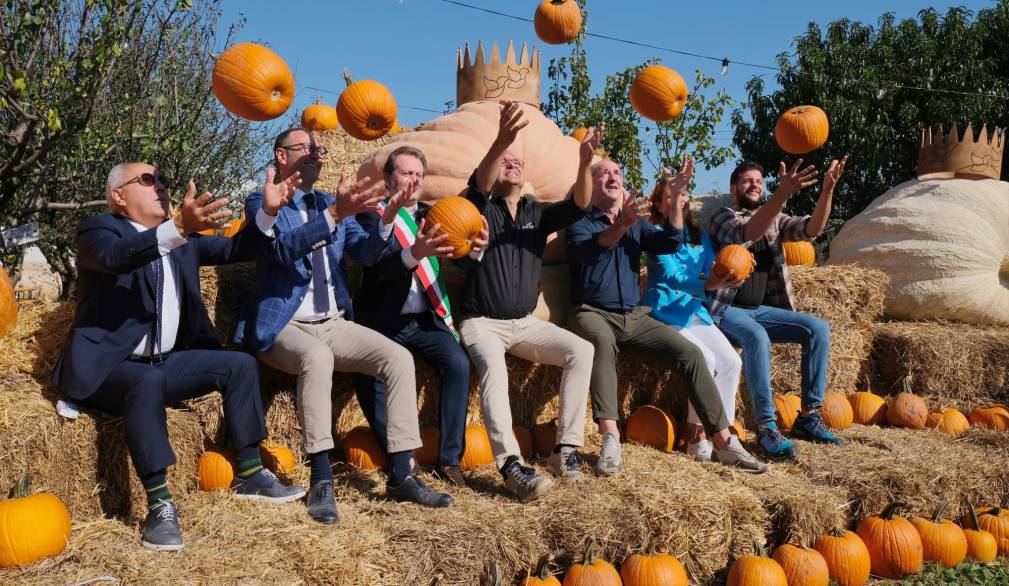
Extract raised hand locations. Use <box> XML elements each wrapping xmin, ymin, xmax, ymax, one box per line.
<box><xmin>175</xmin><ymin>179</ymin><xmax>233</xmax><ymax>234</ymax></box>
<box><xmin>468</xmin><ymin>216</ymin><xmax>490</xmax><ymax>256</ymax></box>
<box><xmin>262</xmin><ymin>167</ymin><xmax>301</xmax><ymax>216</ymax></box>
<box><xmin>330</xmin><ymin>171</ymin><xmax>384</xmax><ymax>222</ymax></box>
<box><xmin>777</xmin><ymin>158</ymin><xmax>819</xmax><ymax>197</ymax></box>
<box><xmin>382</xmin><ymin>176</ymin><xmax>421</xmax><ymax>224</ymax></box>
<box><xmin>615</xmin><ymin>189</ymin><xmax>649</xmax><ymax>229</ymax></box>
<box><xmin>822</xmin><ymin>155</ymin><xmax>848</xmax><ymax>195</ymax></box>
<box><xmin>411</xmin><ymin>218</ymin><xmax>456</xmax><ymax>260</ymax></box>
<box><xmin>579</xmin><ymin>122</ymin><xmax>605</xmax><ymax>161</ymax></box>
<box><xmin>662</xmin><ymin>156</ymin><xmax>695</xmax><ymax>200</ymax></box>
<box><xmin>495</xmin><ymin>100</ymin><xmax>529</xmax><ymax>147</ymax></box>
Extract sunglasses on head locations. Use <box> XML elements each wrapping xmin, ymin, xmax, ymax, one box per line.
<box><xmin>117</xmin><ymin>172</ymin><xmax>170</xmax><ymax>190</ymax></box>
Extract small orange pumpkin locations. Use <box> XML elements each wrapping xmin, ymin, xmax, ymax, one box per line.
<box><xmin>337</xmin><ymin>74</ymin><xmax>397</xmax><ymax>141</ymax></box>
<box><xmin>260</xmin><ymin>443</ymin><xmax>296</xmax><ymax>479</ymax></box>
<box><xmin>533</xmin><ymin>0</ymin><xmax>582</xmax><ymax>45</ymax></box>
<box><xmin>968</xmin><ymin>404</ymin><xmax>1009</xmax><ymax>430</ymax></box>
<box><xmin>460</xmin><ymin>425</ymin><xmax>495</xmax><ymax>471</ymax></box>
<box><xmin>926</xmin><ymin>407</ymin><xmax>970</xmax><ymax>436</ymax></box>
<box><xmin>774</xmin><ymin>105</ymin><xmax>829</xmax><ymax>154</ymax></box>
<box><xmin>813</xmin><ymin>528</ymin><xmax>871</xmax><ymax>586</ymax></box>
<box><xmin>630</xmin><ymin>65</ymin><xmax>688</xmax><ymax>122</ymax></box>
<box><xmin>569</xmin><ymin>127</ymin><xmax>588</xmax><ymax>142</ymax></box>
<box><xmin>727</xmin><ymin>540</ymin><xmax>788</xmax><ymax>586</ymax></box>
<box><xmin>562</xmin><ymin>537</ymin><xmax>621</xmax><ymax>585</ymax></box>
<box><xmin>771</xmin><ymin>543</ymin><xmax>830</xmax><ymax>586</ymax></box>
<box><xmin>521</xmin><ymin>554</ymin><xmax>561</xmax><ymax>586</ymax></box>
<box><xmin>963</xmin><ymin>499</ymin><xmax>999</xmax><ymax>563</ymax></box>
<box><xmin>976</xmin><ymin>506</ymin><xmax>1009</xmax><ymax>555</ymax></box>
<box><xmin>856</xmin><ymin>502</ymin><xmax>924</xmax><ymax>579</ymax></box>
<box><xmin>712</xmin><ymin>244</ymin><xmax>755</xmax><ymax>282</ymax></box>
<box><xmin>212</xmin><ymin>43</ymin><xmax>295</xmax><ymax>121</ymax></box>
<box><xmin>415</xmin><ymin>425</ymin><xmax>441</xmax><ymax>467</ymax></box>
<box><xmin>425</xmin><ymin>196</ymin><xmax>485</xmax><ymax>257</ymax></box>
<box><xmin>848</xmin><ymin>389</ymin><xmax>887</xmax><ymax>426</ymax></box>
<box><xmin>533</xmin><ymin>419</ymin><xmax>558</xmax><ymax>458</ymax></box>
<box><xmin>0</xmin><ymin>266</ymin><xmax>17</xmax><ymax>340</ymax></box>
<box><xmin>773</xmin><ymin>393</ymin><xmax>802</xmax><ymax>431</ymax></box>
<box><xmin>197</xmin><ymin>449</ymin><xmax>236</xmax><ymax>491</ymax></box>
<box><xmin>731</xmin><ymin>420</ymin><xmax>748</xmax><ymax>442</ymax></box>
<box><xmin>625</xmin><ymin>405</ymin><xmax>676</xmax><ymax>453</ymax></box>
<box><xmin>822</xmin><ymin>391</ymin><xmax>854</xmax><ymax>429</ymax></box>
<box><xmin>219</xmin><ymin>216</ymin><xmax>246</xmax><ymax>238</ymax></box>
<box><xmin>301</xmin><ymin>96</ymin><xmax>339</xmax><ymax>132</ymax></box>
<box><xmin>620</xmin><ymin>539</ymin><xmax>688</xmax><ymax>586</ymax></box>
<box><xmin>0</xmin><ymin>473</ymin><xmax>72</xmax><ymax>568</ymax></box>
<box><xmin>514</xmin><ymin>425</ymin><xmax>534</xmax><ymax>460</ymax></box>
<box><xmin>910</xmin><ymin>500</ymin><xmax>967</xmax><ymax>568</ymax></box>
<box><xmin>885</xmin><ymin>378</ymin><xmax>928</xmax><ymax>429</ymax></box>
<box><xmin>782</xmin><ymin>240</ymin><xmax>815</xmax><ymax>266</ymax></box>
<box><xmin>343</xmin><ymin>425</ymin><xmax>387</xmax><ymax>470</ymax></box>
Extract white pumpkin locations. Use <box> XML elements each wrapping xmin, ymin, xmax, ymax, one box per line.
<box><xmin>828</xmin><ymin>178</ymin><xmax>1009</xmax><ymax>326</ymax></box>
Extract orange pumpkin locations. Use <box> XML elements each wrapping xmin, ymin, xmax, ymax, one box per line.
<box><xmin>910</xmin><ymin>501</ymin><xmax>967</xmax><ymax>568</ymax></box>
<box><xmin>727</xmin><ymin>540</ymin><xmax>788</xmax><ymax>586</ymax></box>
<box><xmin>963</xmin><ymin>500</ymin><xmax>998</xmax><ymax>563</ymax></box>
<box><xmin>0</xmin><ymin>474</ymin><xmax>72</xmax><ymax>568</ymax></box>
<box><xmin>813</xmin><ymin>528</ymin><xmax>871</xmax><ymax>586</ymax></box>
<box><xmin>625</xmin><ymin>405</ymin><xmax>676</xmax><ymax>452</ymax></box>
<box><xmin>848</xmin><ymin>390</ymin><xmax>887</xmax><ymax>426</ymax></box>
<box><xmin>856</xmin><ymin>502</ymin><xmax>923</xmax><ymax>579</ymax></box>
<box><xmin>731</xmin><ymin>420</ymin><xmax>748</xmax><ymax>442</ymax></box>
<box><xmin>425</xmin><ymin>196</ymin><xmax>484</xmax><ymax>257</ymax></box>
<box><xmin>713</xmin><ymin>244</ymin><xmax>755</xmax><ymax>282</ymax></box>
<box><xmin>260</xmin><ymin>443</ymin><xmax>296</xmax><ymax>478</ymax></box>
<box><xmin>533</xmin><ymin>0</ymin><xmax>582</xmax><ymax>45</ymax></box>
<box><xmin>782</xmin><ymin>240</ymin><xmax>815</xmax><ymax>266</ymax></box>
<box><xmin>460</xmin><ymin>425</ymin><xmax>495</xmax><ymax>471</ymax></box>
<box><xmin>630</xmin><ymin>65</ymin><xmax>688</xmax><ymax>122</ymax></box>
<box><xmin>533</xmin><ymin>419</ymin><xmax>559</xmax><ymax>458</ymax></box>
<box><xmin>301</xmin><ymin>96</ymin><xmax>339</xmax><ymax>132</ymax></box>
<box><xmin>212</xmin><ymin>43</ymin><xmax>295</xmax><ymax>121</ymax></box>
<box><xmin>197</xmin><ymin>449</ymin><xmax>236</xmax><ymax>491</ymax></box>
<box><xmin>415</xmin><ymin>425</ymin><xmax>441</xmax><ymax>467</ymax></box>
<box><xmin>562</xmin><ymin>538</ymin><xmax>621</xmax><ymax>585</ymax></box>
<box><xmin>885</xmin><ymin>381</ymin><xmax>928</xmax><ymax>429</ymax></box>
<box><xmin>822</xmin><ymin>391</ymin><xmax>854</xmax><ymax>430</ymax></box>
<box><xmin>0</xmin><ymin>266</ymin><xmax>17</xmax><ymax>340</ymax></box>
<box><xmin>514</xmin><ymin>425</ymin><xmax>534</xmax><ymax>459</ymax></box>
<box><xmin>771</xmin><ymin>543</ymin><xmax>830</xmax><ymax>586</ymax></box>
<box><xmin>620</xmin><ymin>541</ymin><xmax>688</xmax><ymax>586</ymax></box>
<box><xmin>773</xmin><ymin>393</ymin><xmax>802</xmax><ymax>431</ymax></box>
<box><xmin>570</xmin><ymin>127</ymin><xmax>588</xmax><ymax>142</ymax></box>
<box><xmin>976</xmin><ymin>506</ymin><xmax>1009</xmax><ymax>555</ymax></box>
<box><xmin>337</xmin><ymin>75</ymin><xmax>397</xmax><ymax>141</ymax></box>
<box><xmin>926</xmin><ymin>407</ymin><xmax>970</xmax><ymax>436</ymax></box>
<box><xmin>219</xmin><ymin>216</ymin><xmax>246</xmax><ymax>238</ymax></box>
<box><xmin>521</xmin><ymin>554</ymin><xmax>561</xmax><ymax>586</ymax></box>
<box><xmin>343</xmin><ymin>425</ymin><xmax>387</xmax><ymax>470</ymax></box>
<box><xmin>774</xmin><ymin>105</ymin><xmax>829</xmax><ymax>154</ymax></box>
<box><xmin>968</xmin><ymin>404</ymin><xmax>1009</xmax><ymax>430</ymax></box>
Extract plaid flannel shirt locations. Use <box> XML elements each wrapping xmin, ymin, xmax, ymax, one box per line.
<box><xmin>706</xmin><ymin>205</ymin><xmax>812</xmax><ymax>322</ymax></box>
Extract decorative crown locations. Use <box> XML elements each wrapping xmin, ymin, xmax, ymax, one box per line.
<box><xmin>917</xmin><ymin>123</ymin><xmax>1005</xmax><ymax>180</ymax></box>
<box><xmin>457</xmin><ymin>40</ymin><xmax>541</xmax><ymax>108</ymax></box>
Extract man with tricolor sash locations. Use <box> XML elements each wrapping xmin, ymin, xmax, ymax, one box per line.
<box><xmin>353</xmin><ymin>145</ymin><xmax>488</xmax><ymax>489</ymax></box>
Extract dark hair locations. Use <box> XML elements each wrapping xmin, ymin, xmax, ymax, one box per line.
<box><xmin>649</xmin><ymin>181</ymin><xmax>701</xmax><ymax>245</ymax></box>
<box><xmin>383</xmin><ymin>145</ymin><xmax>428</xmax><ymax>176</ymax></box>
<box><xmin>729</xmin><ymin>160</ymin><xmax>764</xmax><ymax>185</ymax></box>
<box><xmin>273</xmin><ymin>127</ymin><xmax>313</xmax><ymax>167</ymax></box>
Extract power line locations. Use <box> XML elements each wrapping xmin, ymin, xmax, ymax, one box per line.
<box><xmin>303</xmin><ymin>85</ymin><xmax>445</xmax><ymax>114</ymax></box>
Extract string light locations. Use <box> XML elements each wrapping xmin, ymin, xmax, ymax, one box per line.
<box><xmin>721</xmin><ymin>58</ymin><xmax>730</xmax><ymax>77</ymax></box>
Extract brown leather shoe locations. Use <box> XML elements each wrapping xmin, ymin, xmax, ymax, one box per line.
<box><xmin>434</xmin><ymin>464</ymin><xmax>468</xmax><ymax>488</ymax></box>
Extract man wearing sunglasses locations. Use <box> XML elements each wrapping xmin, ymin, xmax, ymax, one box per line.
<box><xmin>52</xmin><ymin>162</ymin><xmax>306</xmax><ymax>552</ymax></box>
<box><xmin>236</xmin><ymin>128</ymin><xmax>454</xmax><ymax>525</ymax></box>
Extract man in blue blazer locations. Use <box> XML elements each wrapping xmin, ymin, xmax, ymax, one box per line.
<box><xmin>52</xmin><ymin>162</ymin><xmax>305</xmax><ymax>552</ymax></box>
<box><xmin>236</xmin><ymin>128</ymin><xmax>453</xmax><ymax>524</ymax></box>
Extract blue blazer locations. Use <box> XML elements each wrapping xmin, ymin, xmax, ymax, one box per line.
<box><xmin>51</xmin><ymin>213</ymin><xmax>269</xmax><ymax>400</ymax></box>
<box><xmin>235</xmin><ymin>190</ymin><xmax>391</xmax><ymax>352</ymax></box>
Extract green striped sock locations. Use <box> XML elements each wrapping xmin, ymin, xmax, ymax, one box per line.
<box><xmin>236</xmin><ymin>456</ymin><xmax>263</xmax><ymax>478</ymax></box>
<box><xmin>145</xmin><ymin>482</ymin><xmax>172</xmax><ymax>508</ymax></box>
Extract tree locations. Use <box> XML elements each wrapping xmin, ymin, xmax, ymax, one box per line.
<box><xmin>733</xmin><ymin>4</ymin><xmax>1009</xmax><ymax>245</ymax></box>
<box><xmin>0</xmin><ymin>0</ymin><xmax>273</xmax><ymax>293</ymax></box>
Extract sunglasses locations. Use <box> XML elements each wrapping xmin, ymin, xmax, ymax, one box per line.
<box><xmin>116</xmin><ymin>172</ymin><xmax>170</xmax><ymax>189</ymax></box>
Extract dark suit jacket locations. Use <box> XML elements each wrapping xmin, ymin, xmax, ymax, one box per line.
<box><xmin>353</xmin><ymin>204</ymin><xmax>450</xmax><ymax>337</ymax></box>
<box><xmin>52</xmin><ymin>213</ymin><xmax>268</xmax><ymax>400</ymax></box>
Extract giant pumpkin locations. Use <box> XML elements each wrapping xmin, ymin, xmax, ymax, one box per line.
<box><xmin>212</xmin><ymin>43</ymin><xmax>294</xmax><ymax>121</ymax></box>
<box><xmin>0</xmin><ymin>474</ymin><xmax>72</xmax><ymax>568</ymax></box>
<box><xmin>774</xmin><ymin>105</ymin><xmax>829</xmax><ymax>154</ymax></box>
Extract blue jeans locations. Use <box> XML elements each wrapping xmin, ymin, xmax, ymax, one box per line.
<box><xmin>717</xmin><ymin>305</ymin><xmax>830</xmax><ymax>426</ymax></box>
<box><xmin>352</xmin><ymin>312</ymin><xmax>471</xmax><ymax>466</ymax></box>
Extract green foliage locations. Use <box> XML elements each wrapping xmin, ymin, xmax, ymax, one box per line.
<box><xmin>733</xmin><ymin>4</ymin><xmax>1009</xmax><ymax>245</ymax></box>
<box><xmin>873</xmin><ymin>560</ymin><xmax>1009</xmax><ymax>585</ymax></box>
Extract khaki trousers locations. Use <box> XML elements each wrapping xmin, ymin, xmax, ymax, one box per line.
<box><xmin>459</xmin><ymin>315</ymin><xmax>594</xmax><ymax>468</ymax></box>
<box><xmin>259</xmin><ymin>317</ymin><xmax>420</xmax><ymax>454</ymax></box>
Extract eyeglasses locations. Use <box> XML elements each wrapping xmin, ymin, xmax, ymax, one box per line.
<box><xmin>395</xmin><ymin>169</ymin><xmax>425</xmax><ymax>179</ymax></box>
<box><xmin>116</xmin><ymin>172</ymin><xmax>170</xmax><ymax>189</ymax></box>
<box><xmin>280</xmin><ymin>143</ymin><xmax>328</xmax><ymax>156</ymax></box>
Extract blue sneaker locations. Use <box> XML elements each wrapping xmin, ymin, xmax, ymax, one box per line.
<box><xmin>232</xmin><ymin>468</ymin><xmax>307</xmax><ymax>504</ymax></box>
<box><xmin>141</xmin><ymin>501</ymin><xmax>183</xmax><ymax>551</ymax></box>
<box><xmin>756</xmin><ymin>422</ymin><xmax>798</xmax><ymax>461</ymax></box>
<box><xmin>792</xmin><ymin>411</ymin><xmax>846</xmax><ymax>446</ymax></box>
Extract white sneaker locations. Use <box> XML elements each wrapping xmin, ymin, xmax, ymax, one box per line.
<box><xmin>596</xmin><ymin>432</ymin><xmax>623</xmax><ymax>476</ymax></box>
<box><xmin>713</xmin><ymin>436</ymin><xmax>768</xmax><ymax>474</ymax></box>
<box><xmin>686</xmin><ymin>438</ymin><xmax>713</xmax><ymax>462</ymax></box>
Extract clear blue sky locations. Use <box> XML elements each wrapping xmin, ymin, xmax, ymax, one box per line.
<box><xmin>218</xmin><ymin>0</ymin><xmax>992</xmax><ymax>193</ymax></box>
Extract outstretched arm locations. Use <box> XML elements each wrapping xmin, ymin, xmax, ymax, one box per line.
<box><xmin>572</xmin><ymin>122</ymin><xmax>604</xmax><ymax>209</ymax></box>
<box><xmin>474</xmin><ymin>101</ymin><xmax>529</xmax><ymax>193</ymax></box>
<box><xmin>742</xmin><ymin>159</ymin><xmax>819</xmax><ymax>242</ymax></box>
<box><xmin>805</xmin><ymin>156</ymin><xmax>847</xmax><ymax>238</ymax></box>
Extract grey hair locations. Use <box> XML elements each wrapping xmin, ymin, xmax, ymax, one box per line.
<box><xmin>105</xmin><ymin>162</ymin><xmax>138</xmax><ymax>212</ymax></box>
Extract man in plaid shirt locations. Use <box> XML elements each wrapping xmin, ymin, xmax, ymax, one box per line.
<box><xmin>708</xmin><ymin>157</ymin><xmax>847</xmax><ymax>461</ymax></box>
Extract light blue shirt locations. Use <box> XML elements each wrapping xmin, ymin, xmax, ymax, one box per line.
<box><xmin>641</xmin><ymin>229</ymin><xmax>716</xmax><ymax>327</ymax></box>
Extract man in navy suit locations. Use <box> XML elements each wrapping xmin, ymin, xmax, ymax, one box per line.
<box><xmin>352</xmin><ymin>145</ymin><xmax>488</xmax><ymax>489</ymax></box>
<box><xmin>236</xmin><ymin>128</ymin><xmax>453</xmax><ymax>524</ymax></box>
<box><xmin>52</xmin><ymin>162</ymin><xmax>305</xmax><ymax>552</ymax></box>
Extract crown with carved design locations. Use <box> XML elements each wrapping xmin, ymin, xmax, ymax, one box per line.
<box><xmin>457</xmin><ymin>40</ymin><xmax>541</xmax><ymax>108</ymax></box>
<box><xmin>917</xmin><ymin>123</ymin><xmax>1005</xmax><ymax>180</ymax></box>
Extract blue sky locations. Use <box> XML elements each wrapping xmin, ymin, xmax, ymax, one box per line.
<box><xmin>217</xmin><ymin>0</ymin><xmax>992</xmax><ymax>193</ymax></box>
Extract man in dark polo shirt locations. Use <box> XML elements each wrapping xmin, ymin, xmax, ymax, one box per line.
<box><xmin>567</xmin><ymin>155</ymin><xmax>766</xmax><ymax>475</ymax></box>
<box><xmin>457</xmin><ymin>101</ymin><xmax>595</xmax><ymax>502</ymax></box>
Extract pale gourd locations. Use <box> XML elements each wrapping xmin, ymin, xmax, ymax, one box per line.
<box><xmin>829</xmin><ymin>178</ymin><xmax>1009</xmax><ymax>326</ymax></box>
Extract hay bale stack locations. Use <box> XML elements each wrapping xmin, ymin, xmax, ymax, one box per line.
<box><xmin>314</xmin><ymin>126</ymin><xmax>398</xmax><ymax>194</ymax></box>
<box><xmin>870</xmin><ymin>319</ymin><xmax>1009</xmax><ymax>406</ymax></box>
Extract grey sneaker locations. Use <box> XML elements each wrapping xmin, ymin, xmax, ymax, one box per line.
<box><xmin>232</xmin><ymin>468</ymin><xmax>307</xmax><ymax>503</ymax></box>
<box><xmin>306</xmin><ymin>480</ymin><xmax>340</xmax><ymax>524</ymax></box>
<box><xmin>547</xmin><ymin>446</ymin><xmax>587</xmax><ymax>481</ymax></box>
<box><xmin>686</xmin><ymin>438</ymin><xmax>714</xmax><ymax>462</ymax></box>
<box><xmin>501</xmin><ymin>456</ymin><xmax>554</xmax><ymax>502</ymax></box>
<box><xmin>713</xmin><ymin>436</ymin><xmax>768</xmax><ymax>474</ymax></box>
<box><xmin>141</xmin><ymin>501</ymin><xmax>184</xmax><ymax>551</ymax></box>
<box><xmin>596</xmin><ymin>432</ymin><xmax>623</xmax><ymax>476</ymax></box>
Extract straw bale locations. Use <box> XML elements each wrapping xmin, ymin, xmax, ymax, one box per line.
<box><xmin>314</xmin><ymin>127</ymin><xmax>397</xmax><ymax>195</ymax></box>
<box><xmin>869</xmin><ymin>319</ymin><xmax>1009</xmax><ymax>407</ymax></box>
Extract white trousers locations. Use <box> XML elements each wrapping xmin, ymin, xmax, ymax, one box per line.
<box><xmin>672</xmin><ymin>317</ymin><xmax>742</xmax><ymax>425</ymax></box>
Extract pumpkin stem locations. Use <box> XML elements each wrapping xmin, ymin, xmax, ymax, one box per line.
<box><xmin>880</xmin><ymin>501</ymin><xmax>907</xmax><ymax>520</ymax></box>
<box><xmin>481</xmin><ymin>561</ymin><xmax>502</xmax><ymax>586</ymax></box>
<box><xmin>9</xmin><ymin>472</ymin><xmax>33</xmax><ymax>499</ymax></box>
<box><xmin>582</xmin><ymin>537</ymin><xmax>600</xmax><ymax>565</ymax></box>
<box><xmin>751</xmin><ymin>537</ymin><xmax>768</xmax><ymax>558</ymax></box>
<box><xmin>829</xmin><ymin>527</ymin><xmax>847</xmax><ymax>538</ymax></box>
<box><xmin>932</xmin><ymin>499</ymin><xmax>949</xmax><ymax>523</ymax></box>
<box><xmin>342</xmin><ymin>69</ymin><xmax>354</xmax><ymax>87</ymax></box>
<box><xmin>899</xmin><ymin>375</ymin><xmax>913</xmax><ymax>394</ymax></box>
<box><xmin>531</xmin><ymin>554</ymin><xmax>553</xmax><ymax>580</ymax></box>
<box><xmin>968</xmin><ymin>498</ymin><xmax>982</xmax><ymax>530</ymax></box>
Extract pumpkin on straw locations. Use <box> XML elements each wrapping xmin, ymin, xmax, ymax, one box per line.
<box><xmin>0</xmin><ymin>473</ymin><xmax>72</xmax><ymax>568</ymax></box>
<box><xmin>771</xmin><ymin>543</ymin><xmax>829</xmax><ymax>586</ymax></box>
<box><xmin>910</xmin><ymin>500</ymin><xmax>967</xmax><ymax>568</ymax></box>
<box><xmin>727</xmin><ymin>539</ymin><xmax>787</xmax><ymax>586</ymax></box>
<box><xmin>855</xmin><ymin>502</ymin><xmax>923</xmax><ymax>579</ymax></box>
<box><xmin>562</xmin><ymin>537</ymin><xmax>621</xmax><ymax>585</ymax></box>
<box><xmin>813</xmin><ymin>528</ymin><xmax>870</xmax><ymax>586</ymax></box>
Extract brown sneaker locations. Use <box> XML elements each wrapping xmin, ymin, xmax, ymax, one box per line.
<box><xmin>434</xmin><ymin>464</ymin><xmax>468</xmax><ymax>488</ymax></box>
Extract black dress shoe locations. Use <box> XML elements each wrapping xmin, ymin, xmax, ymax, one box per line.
<box><xmin>387</xmin><ymin>473</ymin><xmax>453</xmax><ymax>508</ymax></box>
<box><xmin>306</xmin><ymin>480</ymin><xmax>340</xmax><ymax>524</ymax></box>
<box><xmin>141</xmin><ymin>501</ymin><xmax>184</xmax><ymax>551</ymax></box>
<box><xmin>433</xmin><ymin>464</ymin><xmax>468</xmax><ymax>488</ymax></box>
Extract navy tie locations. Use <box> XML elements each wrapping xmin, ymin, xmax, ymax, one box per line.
<box><xmin>150</xmin><ymin>257</ymin><xmax>164</xmax><ymax>364</ymax></box>
<box><xmin>304</xmin><ymin>193</ymin><xmax>330</xmax><ymax>315</ymax></box>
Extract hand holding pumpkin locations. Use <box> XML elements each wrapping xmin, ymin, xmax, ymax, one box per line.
<box><xmin>411</xmin><ymin>218</ymin><xmax>456</xmax><ymax>260</ymax></box>
<box><xmin>330</xmin><ymin>172</ymin><xmax>384</xmax><ymax>222</ymax></box>
<box><xmin>775</xmin><ymin>159</ymin><xmax>819</xmax><ymax>199</ymax></box>
<box><xmin>468</xmin><ymin>216</ymin><xmax>490</xmax><ymax>257</ymax></box>
<box><xmin>176</xmin><ymin>180</ymin><xmax>233</xmax><ymax>235</ymax></box>
<box><xmin>261</xmin><ymin>167</ymin><xmax>301</xmax><ymax>216</ymax></box>
<box><xmin>494</xmin><ymin>100</ymin><xmax>529</xmax><ymax>147</ymax></box>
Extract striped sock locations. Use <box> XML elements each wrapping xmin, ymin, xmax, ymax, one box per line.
<box><xmin>141</xmin><ymin>470</ymin><xmax>172</xmax><ymax>508</ymax></box>
<box><xmin>235</xmin><ymin>445</ymin><xmax>263</xmax><ymax>478</ymax></box>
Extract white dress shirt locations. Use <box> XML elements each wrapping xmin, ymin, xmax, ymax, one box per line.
<box><xmin>291</xmin><ymin>189</ymin><xmax>342</xmax><ymax>323</ymax></box>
